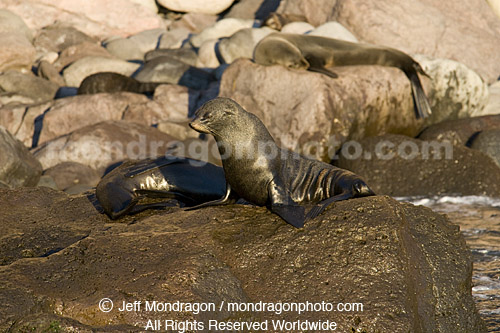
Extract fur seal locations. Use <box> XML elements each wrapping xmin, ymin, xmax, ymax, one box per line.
<box><xmin>253</xmin><ymin>33</ymin><xmax>432</xmax><ymax>119</ymax></box>
<box><xmin>96</xmin><ymin>156</ymin><xmax>226</xmax><ymax>219</ymax></box>
<box><xmin>188</xmin><ymin>97</ymin><xmax>375</xmax><ymax>228</ymax></box>
<box><xmin>78</xmin><ymin>72</ymin><xmax>161</xmax><ymax>95</ymax></box>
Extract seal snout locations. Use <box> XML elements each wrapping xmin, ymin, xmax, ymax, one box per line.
<box><xmin>353</xmin><ymin>181</ymin><xmax>375</xmax><ymax>197</ymax></box>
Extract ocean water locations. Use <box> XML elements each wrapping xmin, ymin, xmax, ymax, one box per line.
<box><xmin>400</xmin><ymin>196</ymin><xmax>500</xmax><ymax>331</ymax></box>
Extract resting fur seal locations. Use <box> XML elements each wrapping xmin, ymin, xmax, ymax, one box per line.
<box><xmin>253</xmin><ymin>33</ymin><xmax>432</xmax><ymax>119</ymax></box>
<box><xmin>189</xmin><ymin>97</ymin><xmax>375</xmax><ymax>228</ymax></box>
<box><xmin>78</xmin><ymin>72</ymin><xmax>161</xmax><ymax>95</ymax></box>
<box><xmin>96</xmin><ymin>156</ymin><xmax>226</xmax><ymax>219</ymax></box>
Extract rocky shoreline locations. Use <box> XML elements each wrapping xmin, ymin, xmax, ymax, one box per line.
<box><xmin>1</xmin><ymin>0</ymin><xmax>500</xmax><ymax>331</ymax></box>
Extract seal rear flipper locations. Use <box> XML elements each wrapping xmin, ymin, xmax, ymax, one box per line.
<box><xmin>307</xmin><ymin>66</ymin><xmax>338</xmax><ymax>78</ymax></box>
<box><xmin>407</xmin><ymin>71</ymin><xmax>432</xmax><ymax>119</ymax></box>
<box><xmin>184</xmin><ymin>184</ymin><xmax>234</xmax><ymax>211</ymax></box>
<box><xmin>271</xmin><ymin>204</ymin><xmax>306</xmax><ymax>228</ymax></box>
<box><xmin>306</xmin><ymin>191</ymin><xmax>353</xmax><ymax>220</ymax></box>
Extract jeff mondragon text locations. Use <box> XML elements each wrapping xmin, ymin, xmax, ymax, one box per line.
<box><xmin>118</xmin><ymin>301</ymin><xmax>364</xmax><ymax>315</ymax></box>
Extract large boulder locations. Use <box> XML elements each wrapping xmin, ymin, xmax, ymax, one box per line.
<box><xmin>469</xmin><ymin>129</ymin><xmax>500</xmax><ymax>169</ymax></box>
<box><xmin>276</xmin><ymin>0</ymin><xmax>500</xmax><ymax>83</ymax></box>
<box><xmin>33</xmin><ymin>24</ymin><xmax>97</xmax><ymax>55</ymax></box>
<box><xmin>0</xmin><ymin>70</ymin><xmax>59</xmax><ymax>103</ymax></box>
<box><xmin>0</xmin><ymin>0</ymin><xmax>165</xmax><ymax>39</ymax></box>
<box><xmin>43</xmin><ymin>161</ymin><xmax>101</xmax><ymax>191</ymax></box>
<box><xmin>219</xmin><ymin>58</ymin><xmax>423</xmax><ymax>162</ymax></box>
<box><xmin>0</xmin><ymin>126</ymin><xmax>42</xmax><ymax>187</ymax></box>
<box><xmin>0</xmin><ymin>9</ymin><xmax>32</xmax><ymax>41</ymax></box>
<box><xmin>334</xmin><ymin>134</ymin><xmax>500</xmax><ymax>197</ymax></box>
<box><xmin>0</xmin><ymin>187</ymin><xmax>486</xmax><ymax>332</ymax></box>
<box><xmin>32</xmin><ymin>120</ymin><xmax>177</xmax><ymax>173</ymax></box>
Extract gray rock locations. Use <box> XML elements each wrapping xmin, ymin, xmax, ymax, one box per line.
<box><xmin>0</xmin><ymin>9</ymin><xmax>32</xmax><ymax>42</ymax></box>
<box><xmin>105</xmin><ymin>28</ymin><xmax>166</xmax><ymax>61</ymax></box>
<box><xmin>134</xmin><ymin>56</ymin><xmax>213</xmax><ymax>90</ymax></box>
<box><xmin>189</xmin><ymin>18</ymin><xmax>256</xmax><ymax>48</ymax></box>
<box><xmin>62</xmin><ymin>56</ymin><xmax>140</xmax><ymax>87</ymax></box>
<box><xmin>196</xmin><ymin>39</ymin><xmax>221</xmax><ymax>68</ymax></box>
<box><xmin>0</xmin><ymin>70</ymin><xmax>59</xmax><ymax>102</ymax></box>
<box><xmin>0</xmin><ymin>187</ymin><xmax>486</xmax><ymax>332</ymax></box>
<box><xmin>307</xmin><ymin>21</ymin><xmax>358</xmax><ymax>42</ymax></box>
<box><xmin>335</xmin><ymin>134</ymin><xmax>500</xmax><ymax>197</ymax></box>
<box><xmin>0</xmin><ymin>126</ymin><xmax>42</xmax><ymax>187</ymax></box>
<box><xmin>218</xmin><ymin>27</ymin><xmax>275</xmax><ymax>64</ymax></box>
<box><xmin>281</xmin><ymin>21</ymin><xmax>314</xmax><ymax>34</ymax></box>
<box><xmin>157</xmin><ymin>27</ymin><xmax>191</xmax><ymax>49</ymax></box>
<box><xmin>32</xmin><ymin>120</ymin><xmax>177</xmax><ymax>174</ymax></box>
<box><xmin>469</xmin><ymin>129</ymin><xmax>500</xmax><ymax>169</ymax></box>
<box><xmin>37</xmin><ymin>60</ymin><xmax>66</xmax><ymax>86</ymax></box>
<box><xmin>224</xmin><ymin>0</ymin><xmax>281</xmax><ymax>20</ymax></box>
<box><xmin>479</xmin><ymin>81</ymin><xmax>500</xmax><ymax>116</ymax></box>
<box><xmin>0</xmin><ymin>32</ymin><xmax>36</xmax><ymax>72</ymax></box>
<box><xmin>33</xmin><ymin>24</ymin><xmax>96</xmax><ymax>55</ymax></box>
<box><xmin>43</xmin><ymin>161</ymin><xmax>100</xmax><ymax>190</ymax></box>
<box><xmin>54</xmin><ymin>42</ymin><xmax>114</xmax><ymax>72</ymax></box>
<box><xmin>169</xmin><ymin>12</ymin><xmax>218</xmax><ymax>33</ymax></box>
<box><xmin>418</xmin><ymin>115</ymin><xmax>500</xmax><ymax>146</ymax></box>
<box><xmin>64</xmin><ymin>184</ymin><xmax>94</xmax><ymax>194</ymax></box>
<box><xmin>144</xmin><ymin>47</ymin><xmax>198</xmax><ymax>66</ymax></box>
<box><xmin>36</xmin><ymin>175</ymin><xmax>58</xmax><ymax>190</ymax></box>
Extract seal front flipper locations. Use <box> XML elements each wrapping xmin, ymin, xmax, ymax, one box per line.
<box><xmin>305</xmin><ymin>191</ymin><xmax>353</xmax><ymax>220</ymax></box>
<box><xmin>184</xmin><ymin>184</ymin><xmax>234</xmax><ymax>211</ymax></box>
<box><xmin>406</xmin><ymin>63</ymin><xmax>432</xmax><ymax>119</ymax></box>
<box><xmin>307</xmin><ymin>66</ymin><xmax>338</xmax><ymax>78</ymax></box>
<box><xmin>268</xmin><ymin>178</ymin><xmax>306</xmax><ymax>228</ymax></box>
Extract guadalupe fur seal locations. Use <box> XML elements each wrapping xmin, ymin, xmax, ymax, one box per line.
<box><xmin>78</xmin><ymin>72</ymin><xmax>162</xmax><ymax>95</ymax></box>
<box><xmin>188</xmin><ymin>97</ymin><xmax>375</xmax><ymax>228</ymax></box>
<box><xmin>96</xmin><ymin>156</ymin><xmax>226</xmax><ymax>219</ymax></box>
<box><xmin>253</xmin><ymin>33</ymin><xmax>432</xmax><ymax>119</ymax></box>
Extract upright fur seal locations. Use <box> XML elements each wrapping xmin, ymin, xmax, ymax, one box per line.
<box><xmin>189</xmin><ymin>97</ymin><xmax>375</xmax><ymax>228</ymax></box>
<box><xmin>78</xmin><ymin>72</ymin><xmax>162</xmax><ymax>95</ymax></box>
<box><xmin>96</xmin><ymin>156</ymin><xmax>226</xmax><ymax>219</ymax></box>
<box><xmin>253</xmin><ymin>33</ymin><xmax>432</xmax><ymax>119</ymax></box>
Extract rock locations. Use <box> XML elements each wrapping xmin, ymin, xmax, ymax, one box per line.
<box><xmin>488</xmin><ymin>0</ymin><xmax>500</xmax><ymax>18</ymax></box>
<box><xmin>134</xmin><ymin>56</ymin><xmax>213</xmax><ymax>90</ymax></box>
<box><xmin>32</xmin><ymin>120</ymin><xmax>177</xmax><ymax>173</ymax></box>
<box><xmin>0</xmin><ymin>101</ymin><xmax>53</xmax><ymax>147</ymax></box>
<box><xmin>33</xmin><ymin>24</ymin><xmax>96</xmax><ymax>55</ymax></box>
<box><xmin>0</xmin><ymin>70</ymin><xmax>59</xmax><ymax>103</ymax></box>
<box><xmin>145</xmin><ymin>48</ymin><xmax>198</xmax><ymax>66</ymax></box>
<box><xmin>334</xmin><ymin>134</ymin><xmax>500</xmax><ymax>197</ymax></box>
<box><xmin>0</xmin><ymin>32</ymin><xmax>36</xmax><ymax>72</ymax></box>
<box><xmin>36</xmin><ymin>174</ymin><xmax>58</xmax><ymax>190</ymax></box>
<box><xmin>281</xmin><ymin>21</ymin><xmax>314</xmax><ymax>34</ymax></box>
<box><xmin>34</xmin><ymin>93</ymin><xmax>151</xmax><ymax>146</ymax></box>
<box><xmin>277</xmin><ymin>0</ymin><xmax>500</xmax><ymax>83</ymax></box>
<box><xmin>151</xmin><ymin>84</ymin><xmax>197</xmax><ymax>120</ymax></box>
<box><xmin>0</xmin><ymin>94</ymin><xmax>35</xmax><ymax>107</ymax></box>
<box><xmin>196</xmin><ymin>39</ymin><xmax>221</xmax><ymax>68</ymax></box>
<box><xmin>62</xmin><ymin>56</ymin><xmax>140</xmax><ymax>87</ymax></box>
<box><xmin>104</xmin><ymin>28</ymin><xmax>166</xmax><ymax>61</ymax></box>
<box><xmin>189</xmin><ymin>18</ymin><xmax>256</xmax><ymax>48</ymax></box>
<box><xmin>64</xmin><ymin>184</ymin><xmax>94</xmax><ymax>195</ymax></box>
<box><xmin>128</xmin><ymin>0</ymin><xmax>158</xmax><ymax>13</ymax></box>
<box><xmin>225</xmin><ymin>0</ymin><xmax>281</xmax><ymax>20</ymax></box>
<box><xmin>413</xmin><ymin>55</ymin><xmax>489</xmax><ymax>125</ymax></box>
<box><xmin>480</xmin><ymin>81</ymin><xmax>500</xmax><ymax>116</ymax></box>
<box><xmin>157</xmin><ymin>120</ymin><xmax>199</xmax><ymax>141</ymax></box>
<box><xmin>157</xmin><ymin>27</ymin><xmax>191</xmax><ymax>49</ymax></box>
<box><xmin>418</xmin><ymin>115</ymin><xmax>500</xmax><ymax>146</ymax></box>
<box><xmin>37</xmin><ymin>60</ymin><xmax>66</xmax><ymax>86</ymax></box>
<box><xmin>0</xmin><ymin>188</ymin><xmax>486</xmax><ymax>332</ymax></box>
<box><xmin>54</xmin><ymin>42</ymin><xmax>114</xmax><ymax>72</ymax></box>
<box><xmin>0</xmin><ymin>0</ymin><xmax>165</xmax><ymax>39</ymax></box>
<box><xmin>168</xmin><ymin>13</ymin><xmax>218</xmax><ymax>33</ymax></box>
<box><xmin>43</xmin><ymin>161</ymin><xmax>101</xmax><ymax>190</ymax></box>
<box><xmin>157</xmin><ymin>0</ymin><xmax>235</xmax><ymax>15</ymax></box>
<box><xmin>469</xmin><ymin>129</ymin><xmax>500</xmax><ymax>169</ymax></box>
<box><xmin>0</xmin><ymin>126</ymin><xmax>42</xmax><ymax>187</ymax></box>
<box><xmin>0</xmin><ymin>9</ymin><xmax>32</xmax><ymax>42</ymax></box>
<box><xmin>307</xmin><ymin>21</ymin><xmax>358</xmax><ymax>43</ymax></box>
<box><xmin>218</xmin><ymin>27</ymin><xmax>275</xmax><ymax>64</ymax></box>
<box><xmin>219</xmin><ymin>58</ymin><xmax>422</xmax><ymax>162</ymax></box>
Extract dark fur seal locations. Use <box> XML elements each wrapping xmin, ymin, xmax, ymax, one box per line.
<box><xmin>188</xmin><ymin>97</ymin><xmax>375</xmax><ymax>228</ymax></box>
<box><xmin>78</xmin><ymin>72</ymin><xmax>161</xmax><ymax>95</ymax></box>
<box><xmin>253</xmin><ymin>33</ymin><xmax>432</xmax><ymax>119</ymax></box>
<box><xmin>96</xmin><ymin>156</ymin><xmax>226</xmax><ymax>219</ymax></box>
